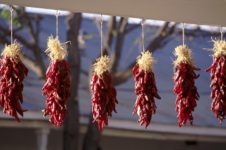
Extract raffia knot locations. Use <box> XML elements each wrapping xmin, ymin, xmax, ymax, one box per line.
<box><xmin>213</xmin><ymin>40</ymin><xmax>226</xmax><ymax>57</ymax></box>
<box><xmin>173</xmin><ymin>45</ymin><xmax>193</xmax><ymax>66</ymax></box>
<box><xmin>137</xmin><ymin>51</ymin><xmax>155</xmax><ymax>72</ymax></box>
<box><xmin>93</xmin><ymin>55</ymin><xmax>111</xmax><ymax>76</ymax></box>
<box><xmin>1</xmin><ymin>42</ymin><xmax>21</xmax><ymax>62</ymax></box>
<box><xmin>46</xmin><ymin>36</ymin><xmax>67</xmax><ymax>61</ymax></box>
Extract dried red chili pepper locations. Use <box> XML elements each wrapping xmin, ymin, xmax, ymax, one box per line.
<box><xmin>132</xmin><ymin>51</ymin><xmax>161</xmax><ymax>128</ymax></box>
<box><xmin>42</xmin><ymin>36</ymin><xmax>70</xmax><ymax>126</ymax></box>
<box><xmin>206</xmin><ymin>40</ymin><xmax>226</xmax><ymax>123</ymax></box>
<box><xmin>0</xmin><ymin>43</ymin><xmax>28</xmax><ymax>121</ymax></box>
<box><xmin>90</xmin><ymin>55</ymin><xmax>118</xmax><ymax>131</ymax></box>
<box><xmin>173</xmin><ymin>45</ymin><xmax>200</xmax><ymax>127</ymax></box>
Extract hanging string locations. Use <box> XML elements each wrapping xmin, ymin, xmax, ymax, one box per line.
<box><xmin>56</xmin><ymin>10</ymin><xmax>59</xmax><ymax>39</ymax></box>
<box><xmin>220</xmin><ymin>26</ymin><xmax>224</xmax><ymax>41</ymax></box>
<box><xmin>182</xmin><ymin>23</ymin><xmax>185</xmax><ymax>46</ymax></box>
<box><xmin>100</xmin><ymin>14</ymin><xmax>103</xmax><ymax>56</ymax></box>
<box><xmin>141</xmin><ymin>19</ymin><xmax>145</xmax><ymax>52</ymax></box>
<box><xmin>10</xmin><ymin>6</ymin><xmax>13</xmax><ymax>44</ymax></box>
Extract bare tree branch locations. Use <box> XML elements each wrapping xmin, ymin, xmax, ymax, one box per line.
<box><xmin>113</xmin><ymin>69</ymin><xmax>131</xmax><ymax>86</ymax></box>
<box><xmin>0</xmin><ymin>25</ymin><xmax>34</xmax><ymax>49</ymax></box>
<box><xmin>0</xmin><ymin>11</ymin><xmax>46</xmax><ymax>78</ymax></box>
<box><xmin>20</xmin><ymin>54</ymin><xmax>45</xmax><ymax>78</ymax></box>
<box><xmin>146</xmin><ymin>22</ymin><xmax>175</xmax><ymax>52</ymax></box>
<box><xmin>103</xmin><ymin>16</ymin><xmax>116</xmax><ymax>52</ymax></box>
<box><xmin>0</xmin><ymin>33</ymin><xmax>45</xmax><ymax>78</ymax></box>
<box><xmin>111</xmin><ymin>17</ymin><xmax>127</xmax><ymax>72</ymax></box>
<box><xmin>112</xmin><ymin>22</ymin><xmax>176</xmax><ymax>85</ymax></box>
<box><xmin>125</xmin><ymin>24</ymin><xmax>140</xmax><ymax>34</ymax></box>
<box><xmin>22</xmin><ymin>11</ymin><xmax>46</xmax><ymax>78</ymax></box>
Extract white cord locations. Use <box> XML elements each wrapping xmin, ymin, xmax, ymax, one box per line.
<box><xmin>220</xmin><ymin>26</ymin><xmax>223</xmax><ymax>41</ymax></box>
<box><xmin>100</xmin><ymin>14</ymin><xmax>103</xmax><ymax>56</ymax></box>
<box><xmin>10</xmin><ymin>6</ymin><xmax>13</xmax><ymax>44</ymax></box>
<box><xmin>56</xmin><ymin>10</ymin><xmax>59</xmax><ymax>39</ymax></box>
<box><xmin>141</xmin><ymin>19</ymin><xmax>145</xmax><ymax>52</ymax></box>
<box><xmin>182</xmin><ymin>23</ymin><xmax>185</xmax><ymax>46</ymax></box>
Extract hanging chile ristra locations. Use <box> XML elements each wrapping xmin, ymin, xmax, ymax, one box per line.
<box><xmin>173</xmin><ymin>45</ymin><xmax>200</xmax><ymax>127</ymax></box>
<box><xmin>206</xmin><ymin>40</ymin><xmax>226</xmax><ymax>123</ymax></box>
<box><xmin>90</xmin><ymin>55</ymin><xmax>118</xmax><ymax>131</ymax></box>
<box><xmin>132</xmin><ymin>51</ymin><xmax>161</xmax><ymax>128</ymax></box>
<box><xmin>42</xmin><ymin>36</ymin><xmax>70</xmax><ymax>126</ymax></box>
<box><xmin>0</xmin><ymin>42</ymin><xmax>28</xmax><ymax>121</ymax></box>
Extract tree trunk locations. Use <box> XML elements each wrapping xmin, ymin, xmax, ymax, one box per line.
<box><xmin>63</xmin><ymin>13</ymin><xmax>82</xmax><ymax>150</ymax></box>
<box><xmin>82</xmin><ymin>115</ymin><xmax>101</xmax><ymax>150</ymax></box>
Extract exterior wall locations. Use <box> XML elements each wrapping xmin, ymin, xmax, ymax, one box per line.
<box><xmin>101</xmin><ymin>136</ymin><xmax>226</xmax><ymax>150</ymax></box>
<box><xmin>0</xmin><ymin>127</ymin><xmax>225</xmax><ymax>150</ymax></box>
<box><xmin>0</xmin><ymin>128</ymin><xmax>62</xmax><ymax>150</ymax></box>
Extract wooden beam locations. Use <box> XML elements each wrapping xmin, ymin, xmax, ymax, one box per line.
<box><xmin>1</xmin><ymin>0</ymin><xmax>226</xmax><ymax>26</ymax></box>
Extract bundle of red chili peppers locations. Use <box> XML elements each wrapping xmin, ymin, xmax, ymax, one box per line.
<box><xmin>173</xmin><ymin>45</ymin><xmax>200</xmax><ymax>127</ymax></box>
<box><xmin>42</xmin><ymin>36</ymin><xmax>70</xmax><ymax>126</ymax></box>
<box><xmin>0</xmin><ymin>42</ymin><xmax>28</xmax><ymax>121</ymax></box>
<box><xmin>206</xmin><ymin>40</ymin><xmax>226</xmax><ymax>123</ymax></box>
<box><xmin>90</xmin><ymin>55</ymin><xmax>118</xmax><ymax>131</ymax></box>
<box><xmin>132</xmin><ymin>51</ymin><xmax>161</xmax><ymax>128</ymax></box>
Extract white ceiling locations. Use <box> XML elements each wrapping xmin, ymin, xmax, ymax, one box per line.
<box><xmin>1</xmin><ymin>0</ymin><xmax>226</xmax><ymax>26</ymax></box>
